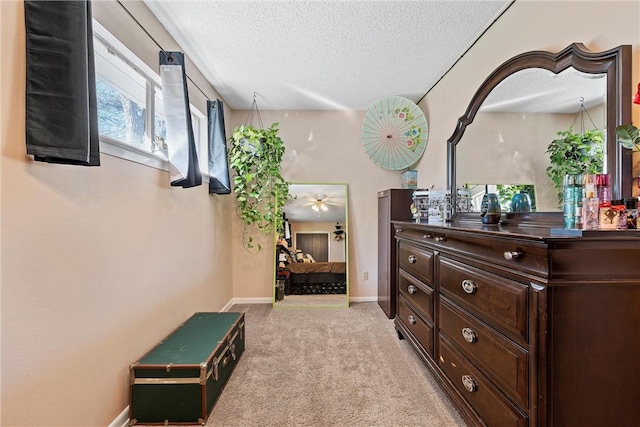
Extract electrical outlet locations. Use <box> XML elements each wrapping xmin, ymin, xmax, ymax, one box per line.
<box><xmin>363</xmin><ymin>271</ymin><xmax>369</xmax><ymax>280</ymax></box>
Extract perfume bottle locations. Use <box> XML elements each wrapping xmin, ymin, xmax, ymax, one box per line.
<box><xmin>596</xmin><ymin>173</ymin><xmax>611</xmax><ymax>204</ymax></box>
<box><xmin>563</xmin><ymin>174</ymin><xmax>582</xmax><ymax>229</ymax></box>
<box><xmin>581</xmin><ymin>174</ymin><xmax>599</xmax><ymax>230</ymax></box>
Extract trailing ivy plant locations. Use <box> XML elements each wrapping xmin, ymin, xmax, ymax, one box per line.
<box><xmin>546</xmin><ymin>126</ymin><xmax>604</xmax><ymax>206</ymax></box>
<box><xmin>228</xmin><ymin>123</ymin><xmax>290</xmax><ymax>253</ymax></box>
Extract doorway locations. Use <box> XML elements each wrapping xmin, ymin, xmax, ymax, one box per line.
<box><xmin>295</xmin><ymin>233</ymin><xmax>329</xmax><ymax>262</ymax></box>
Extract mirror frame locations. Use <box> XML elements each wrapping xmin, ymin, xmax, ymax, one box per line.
<box><xmin>447</xmin><ymin>43</ymin><xmax>632</xmax><ymax>226</ymax></box>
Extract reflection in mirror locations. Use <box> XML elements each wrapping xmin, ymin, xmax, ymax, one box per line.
<box><xmin>465</xmin><ymin>184</ymin><xmax>537</xmax><ymax>213</ymax></box>
<box><xmin>274</xmin><ymin>183</ymin><xmax>348</xmax><ymax>308</ymax></box>
<box><xmin>456</xmin><ymin>67</ymin><xmax>606</xmax><ymax>212</ymax></box>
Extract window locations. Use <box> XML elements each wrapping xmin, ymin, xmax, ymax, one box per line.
<box><xmin>93</xmin><ymin>21</ymin><xmax>207</xmax><ymax>175</ymax></box>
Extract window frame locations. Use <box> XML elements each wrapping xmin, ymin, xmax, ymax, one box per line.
<box><xmin>93</xmin><ymin>20</ymin><xmax>210</xmax><ymax>180</ymax></box>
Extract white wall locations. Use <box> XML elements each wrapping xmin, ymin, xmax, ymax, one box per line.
<box><xmin>1</xmin><ymin>1</ymin><xmax>235</xmax><ymax>425</ymax></box>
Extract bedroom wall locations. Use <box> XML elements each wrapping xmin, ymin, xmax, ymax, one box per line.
<box><xmin>228</xmin><ymin>0</ymin><xmax>640</xmax><ymax>302</ymax></box>
<box><xmin>229</xmin><ymin>109</ymin><xmax>404</xmax><ymax>301</ymax></box>
<box><xmin>1</xmin><ymin>1</ymin><xmax>235</xmax><ymax>426</ymax></box>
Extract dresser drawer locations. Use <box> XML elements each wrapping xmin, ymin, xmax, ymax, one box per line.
<box><xmin>440</xmin><ymin>257</ymin><xmax>528</xmax><ymax>343</ymax></box>
<box><xmin>398</xmin><ymin>242</ymin><xmax>433</xmax><ymax>285</ymax></box>
<box><xmin>440</xmin><ymin>298</ymin><xmax>529</xmax><ymax>409</ymax></box>
<box><xmin>398</xmin><ymin>269</ymin><xmax>433</xmax><ymax>322</ymax></box>
<box><xmin>398</xmin><ymin>298</ymin><xmax>433</xmax><ymax>356</ymax></box>
<box><xmin>439</xmin><ymin>337</ymin><xmax>528</xmax><ymax>427</ymax></box>
<box><xmin>394</xmin><ymin>223</ymin><xmax>548</xmax><ymax>278</ymax></box>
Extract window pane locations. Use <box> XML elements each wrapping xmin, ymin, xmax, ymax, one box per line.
<box><xmin>94</xmin><ymin>37</ymin><xmax>148</xmax><ymax>150</ymax></box>
<box><xmin>96</xmin><ymin>78</ymin><xmax>147</xmax><ymax>149</ymax></box>
<box><xmin>154</xmin><ymin>87</ymin><xmax>168</xmax><ymax>153</ymax></box>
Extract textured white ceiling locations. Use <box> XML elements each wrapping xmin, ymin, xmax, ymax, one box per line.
<box><xmin>143</xmin><ymin>0</ymin><xmax>511</xmax><ymax>110</ymax></box>
<box><xmin>481</xmin><ymin>67</ymin><xmax>607</xmax><ymax>114</ymax></box>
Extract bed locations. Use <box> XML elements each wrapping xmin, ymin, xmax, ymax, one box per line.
<box><xmin>285</xmin><ymin>261</ymin><xmax>347</xmax><ymax>295</ymax></box>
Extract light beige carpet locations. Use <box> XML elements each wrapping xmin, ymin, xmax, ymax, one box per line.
<box><xmin>206</xmin><ymin>302</ymin><xmax>466</xmax><ymax>427</ymax></box>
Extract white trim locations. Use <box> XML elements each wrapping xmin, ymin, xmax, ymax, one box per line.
<box><xmin>227</xmin><ymin>296</ymin><xmax>376</xmax><ymax>305</ymax></box>
<box><xmin>230</xmin><ymin>297</ymin><xmax>274</xmax><ymax>305</ymax></box>
<box><xmin>349</xmin><ymin>296</ymin><xmax>378</xmax><ymax>303</ymax></box>
<box><xmin>220</xmin><ymin>298</ymin><xmax>236</xmax><ymax>312</ymax></box>
<box><xmin>100</xmin><ymin>137</ymin><xmax>211</xmax><ymax>183</ymax></box>
<box><xmin>101</xmin><ymin>136</ymin><xmax>169</xmax><ymax>171</ymax></box>
<box><xmin>93</xmin><ymin>21</ymin><xmax>160</xmax><ymax>87</ymax></box>
<box><xmin>108</xmin><ymin>407</ymin><xmax>129</xmax><ymax>427</ymax></box>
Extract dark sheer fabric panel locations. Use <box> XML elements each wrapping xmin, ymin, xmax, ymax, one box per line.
<box><xmin>160</xmin><ymin>51</ymin><xmax>201</xmax><ymax>188</ymax></box>
<box><xmin>24</xmin><ymin>0</ymin><xmax>100</xmax><ymax>166</ymax></box>
<box><xmin>207</xmin><ymin>100</ymin><xmax>231</xmax><ymax>194</ymax></box>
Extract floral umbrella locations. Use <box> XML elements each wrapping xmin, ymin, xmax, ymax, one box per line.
<box><xmin>361</xmin><ymin>96</ymin><xmax>428</xmax><ymax>170</ymax></box>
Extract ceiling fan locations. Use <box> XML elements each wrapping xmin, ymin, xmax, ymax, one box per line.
<box><xmin>302</xmin><ymin>193</ymin><xmax>343</xmax><ymax>215</ymax></box>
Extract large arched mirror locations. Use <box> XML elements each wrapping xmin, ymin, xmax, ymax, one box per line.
<box><xmin>448</xmin><ymin>43</ymin><xmax>632</xmax><ymax>226</ymax></box>
<box><xmin>274</xmin><ymin>183</ymin><xmax>348</xmax><ymax>308</ymax></box>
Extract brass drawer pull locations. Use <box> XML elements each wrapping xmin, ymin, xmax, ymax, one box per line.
<box><xmin>461</xmin><ymin>279</ymin><xmax>477</xmax><ymax>294</ymax></box>
<box><xmin>504</xmin><ymin>251</ymin><xmax>522</xmax><ymax>260</ymax></box>
<box><xmin>408</xmin><ymin>284</ymin><xmax>418</xmax><ymax>295</ymax></box>
<box><xmin>407</xmin><ymin>315</ymin><xmax>417</xmax><ymax>325</ymax></box>
<box><xmin>408</xmin><ymin>255</ymin><xmax>417</xmax><ymax>264</ymax></box>
<box><xmin>434</xmin><ymin>236</ymin><xmax>446</xmax><ymax>242</ymax></box>
<box><xmin>462</xmin><ymin>327</ymin><xmax>477</xmax><ymax>343</ymax></box>
<box><xmin>462</xmin><ymin>375</ymin><xmax>477</xmax><ymax>392</ymax></box>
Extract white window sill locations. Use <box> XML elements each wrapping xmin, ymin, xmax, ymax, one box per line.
<box><xmin>100</xmin><ymin>136</ymin><xmax>210</xmax><ymax>183</ymax></box>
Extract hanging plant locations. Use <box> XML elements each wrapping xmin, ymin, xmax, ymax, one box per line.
<box><xmin>228</xmin><ymin>122</ymin><xmax>290</xmax><ymax>252</ymax></box>
<box><xmin>616</xmin><ymin>124</ymin><xmax>640</xmax><ymax>152</ymax></box>
<box><xmin>545</xmin><ymin>126</ymin><xmax>604</xmax><ymax>206</ymax></box>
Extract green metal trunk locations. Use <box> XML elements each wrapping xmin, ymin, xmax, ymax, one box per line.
<box><xmin>129</xmin><ymin>312</ymin><xmax>245</xmax><ymax>425</ymax></box>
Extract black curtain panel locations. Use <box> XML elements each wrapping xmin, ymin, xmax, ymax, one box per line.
<box><xmin>159</xmin><ymin>51</ymin><xmax>202</xmax><ymax>188</ymax></box>
<box><xmin>207</xmin><ymin>100</ymin><xmax>231</xmax><ymax>194</ymax></box>
<box><xmin>24</xmin><ymin>0</ymin><xmax>100</xmax><ymax>166</ymax></box>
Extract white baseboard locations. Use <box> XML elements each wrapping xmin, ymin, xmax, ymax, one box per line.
<box><xmin>220</xmin><ymin>298</ymin><xmax>236</xmax><ymax>312</ymax></box>
<box><xmin>230</xmin><ymin>297</ymin><xmax>274</xmax><ymax>305</ymax></box>
<box><xmin>228</xmin><ymin>296</ymin><xmax>377</xmax><ymax>306</ymax></box>
<box><xmin>349</xmin><ymin>296</ymin><xmax>378</xmax><ymax>303</ymax></box>
<box><xmin>108</xmin><ymin>407</ymin><xmax>129</xmax><ymax>427</ymax></box>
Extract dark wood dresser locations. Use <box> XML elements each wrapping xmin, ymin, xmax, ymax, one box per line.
<box><xmin>377</xmin><ymin>189</ymin><xmax>414</xmax><ymax>318</ymax></box>
<box><xmin>392</xmin><ymin>220</ymin><xmax>640</xmax><ymax>427</ymax></box>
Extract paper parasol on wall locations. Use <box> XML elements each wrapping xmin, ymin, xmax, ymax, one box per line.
<box><xmin>361</xmin><ymin>96</ymin><xmax>429</xmax><ymax>170</ymax></box>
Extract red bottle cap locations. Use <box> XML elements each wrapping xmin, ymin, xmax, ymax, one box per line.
<box><xmin>596</xmin><ymin>174</ymin><xmax>610</xmax><ymax>186</ymax></box>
